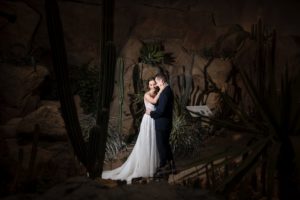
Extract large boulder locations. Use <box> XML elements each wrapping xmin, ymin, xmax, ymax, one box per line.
<box><xmin>0</xmin><ymin>118</ymin><xmax>23</xmax><ymax>139</ymax></box>
<box><xmin>0</xmin><ymin>64</ymin><xmax>48</xmax><ymax>124</ymax></box>
<box><xmin>3</xmin><ymin>138</ymin><xmax>83</xmax><ymax>193</ymax></box>
<box><xmin>16</xmin><ymin>103</ymin><xmax>67</xmax><ymax>141</ymax></box>
<box><xmin>15</xmin><ymin>94</ymin><xmax>84</xmax><ymax>141</ymax></box>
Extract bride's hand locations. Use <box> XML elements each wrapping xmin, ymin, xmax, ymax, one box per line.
<box><xmin>145</xmin><ymin>109</ymin><xmax>151</xmax><ymax>115</ymax></box>
<box><xmin>157</xmin><ymin>88</ymin><xmax>163</xmax><ymax>96</ymax></box>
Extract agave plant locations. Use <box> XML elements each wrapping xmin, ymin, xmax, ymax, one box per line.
<box><xmin>139</xmin><ymin>41</ymin><xmax>175</xmax><ymax>66</ymax></box>
<box><xmin>191</xmin><ymin>65</ymin><xmax>300</xmax><ymax>199</ymax></box>
<box><xmin>139</xmin><ymin>41</ymin><xmax>165</xmax><ymax>66</ymax></box>
<box><xmin>170</xmin><ymin>96</ymin><xmax>203</xmax><ymax>155</ymax></box>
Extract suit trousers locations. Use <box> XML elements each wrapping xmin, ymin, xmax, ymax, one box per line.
<box><xmin>156</xmin><ymin>129</ymin><xmax>174</xmax><ymax>167</ymax></box>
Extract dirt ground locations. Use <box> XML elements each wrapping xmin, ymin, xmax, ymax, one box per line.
<box><xmin>2</xmin><ymin>132</ymin><xmax>299</xmax><ymax>200</ymax></box>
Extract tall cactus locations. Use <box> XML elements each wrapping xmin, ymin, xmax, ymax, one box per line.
<box><xmin>117</xmin><ymin>58</ymin><xmax>125</xmax><ymax>136</ymax></box>
<box><xmin>45</xmin><ymin>0</ymin><xmax>116</xmax><ymax>178</ymax></box>
<box><xmin>45</xmin><ymin>0</ymin><xmax>88</xmax><ymax>167</ymax></box>
<box><xmin>94</xmin><ymin>42</ymin><xmax>116</xmax><ymax>177</ymax></box>
<box><xmin>93</xmin><ymin>0</ymin><xmax>116</xmax><ymax>177</ymax></box>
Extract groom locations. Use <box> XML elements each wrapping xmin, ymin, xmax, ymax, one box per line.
<box><xmin>146</xmin><ymin>73</ymin><xmax>176</xmax><ymax>176</ymax></box>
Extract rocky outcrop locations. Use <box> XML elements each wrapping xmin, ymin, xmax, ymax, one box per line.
<box><xmin>16</xmin><ymin>104</ymin><xmax>67</xmax><ymax>141</ymax></box>
<box><xmin>0</xmin><ymin>97</ymin><xmax>85</xmax><ymax>196</ymax></box>
<box><xmin>2</xmin><ymin>0</ymin><xmax>300</xmax><ymax>138</ymax></box>
<box><xmin>0</xmin><ymin>64</ymin><xmax>48</xmax><ymax>124</ymax></box>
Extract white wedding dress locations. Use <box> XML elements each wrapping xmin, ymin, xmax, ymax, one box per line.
<box><xmin>102</xmin><ymin>101</ymin><xmax>159</xmax><ymax>184</ymax></box>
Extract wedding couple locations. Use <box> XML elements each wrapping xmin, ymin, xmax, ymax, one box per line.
<box><xmin>102</xmin><ymin>73</ymin><xmax>176</xmax><ymax>184</ymax></box>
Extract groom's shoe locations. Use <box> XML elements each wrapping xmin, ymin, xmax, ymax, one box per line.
<box><xmin>154</xmin><ymin>164</ymin><xmax>169</xmax><ymax>179</ymax></box>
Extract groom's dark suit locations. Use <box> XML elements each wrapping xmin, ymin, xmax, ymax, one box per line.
<box><xmin>150</xmin><ymin>85</ymin><xmax>174</xmax><ymax>168</ymax></box>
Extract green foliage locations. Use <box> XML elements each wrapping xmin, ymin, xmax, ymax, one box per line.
<box><xmin>191</xmin><ymin>66</ymin><xmax>299</xmax><ymax>198</ymax></box>
<box><xmin>139</xmin><ymin>41</ymin><xmax>175</xmax><ymax>66</ymax></box>
<box><xmin>117</xmin><ymin>58</ymin><xmax>125</xmax><ymax>135</ymax></box>
<box><xmin>139</xmin><ymin>41</ymin><xmax>165</xmax><ymax>65</ymax></box>
<box><xmin>77</xmin><ymin>64</ymin><xmax>99</xmax><ymax>114</ymax></box>
<box><xmin>170</xmin><ymin>97</ymin><xmax>203</xmax><ymax>155</ymax></box>
<box><xmin>127</xmin><ymin>62</ymin><xmax>145</xmax><ymax>142</ymax></box>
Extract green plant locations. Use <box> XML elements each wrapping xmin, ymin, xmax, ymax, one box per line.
<box><xmin>170</xmin><ymin>97</ymin><xmax>203</xmax><ymax>155</ymax></box>
<box><xmin>117</xmin><ymin>58</ymin><xmax>125</xmax><ymax>136</ymax></box>
<box><xmin>139</xmin><ymin>41</ymin><xmax>175</xmax><ymax>66</ymax></box>
<box><xmin>186</xmin><ymin>21</ymin><xmax>299</xmax><ymax>199</ymax></box>
<box><xmin>128</xmin><ymin>63</ymin><xmax>145</xmax><ymax>140</ymax></box>
<box><xmin>79</xmin><ymin>113</ymin><xmax>125</xmax><ymax>162</ymax></box>
<box><xmin>139</xmin><ymin>41</ymin><xmax>165</xmax><ymax>65</ymax></box>
<box><xmin>191</xmin><ymin>65</ymin><xmax>299</xmax><ymax>199</ymax></box>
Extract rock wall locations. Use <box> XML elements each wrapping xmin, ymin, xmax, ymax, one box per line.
<box><xmin>1</xmin><ymin>0</ymin><xmax>300</xmax><ymax>137</ymax></box>
<box><xmin>0</xmin><ymin>64</ymin><xmax>48</xmax><ymax>124</ymax></box>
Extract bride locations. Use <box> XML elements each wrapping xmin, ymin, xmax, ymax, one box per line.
<box><xmin>102</xmin><ymin>77</ymin><xmax>163</xmax><ymax>184</ymax></box>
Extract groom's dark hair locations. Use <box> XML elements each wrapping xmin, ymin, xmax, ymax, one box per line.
<box><xmin>155</xmin><ymin>72</ymin><xmax>168</xmax><ymax>83</ymax></box>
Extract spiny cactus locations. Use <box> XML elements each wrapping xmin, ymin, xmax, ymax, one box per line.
<box><xmin>94</xmin><ymin>41</ymin><xmax>117</xmax><ymax>177</ymax></box>
<box><xmin>45</xmin><ymin>0</ymin><xmax>116</xmax><ymax>178</ymax></box>
<box><xmin>45</xmin><ymin>0</ymin><xmax>88</xmax><ymax>168</ymax></box>
<box><xmin>117</xmin><ymin>58</ymin><xmax>125</xmax><ymax>136</ymax></box>
<box><xmin>132</xmin><ymin>63</ymin><xmax>143</xmax><ymax>94</ymax></box>
<box><xmin>91</xmin><ymin>0</ymin><xmax>116</xmax><ymax>177</ymax></box>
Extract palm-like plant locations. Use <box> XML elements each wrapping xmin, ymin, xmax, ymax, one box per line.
<box><xmin>139</xmin><ymin>41</ymin><xmax>165</xmax><ymax>66</ymax></box>
<box><xmin>139</xmin><ymin>41</ymin><xmax>175</xmax><ymax>66</ymax></box>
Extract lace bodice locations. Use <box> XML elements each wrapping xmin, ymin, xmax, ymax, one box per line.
<box><xmin>144</xmin><ymin>100</ymin><xmax>155</xmax><ymax>111</ymax></box>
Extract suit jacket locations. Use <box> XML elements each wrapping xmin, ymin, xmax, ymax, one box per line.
<box><xmin>150</xmin><ymin>85</ymin><xmax>173</xmax><ymax>130</ymax></box>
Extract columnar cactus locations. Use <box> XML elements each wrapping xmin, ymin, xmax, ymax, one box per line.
<box><xmin>89</xmin><ymin>0</ymin><xmax>116</xmax><ymax>177</ymax></box>
<box><xmin>45</xmin><ymin>0</ymin><xmax>116</xmax><ymax>178</ymax></box>
<box><xmin>45</xmin><ymin>0</ymin><xmax>88</xmax><ymax>167</ymax></box>
<box><xmin>117</xmin><ymin>58</ymin><xmax>125</xmax><ymax>136</ymax></box>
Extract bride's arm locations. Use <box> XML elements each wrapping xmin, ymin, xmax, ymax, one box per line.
<box><xmin>144</xmin><ymin>90</ymin><xmax>162</xmax><ymax>104</ymax></box>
